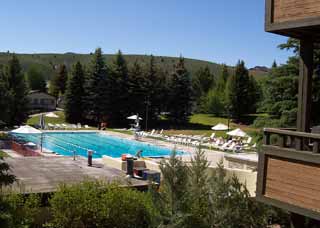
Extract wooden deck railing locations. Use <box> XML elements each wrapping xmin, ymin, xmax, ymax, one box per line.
<box><xmin>263</xmin><ymin>128</ymin><xmax>320</xmax><ymax>153</ymax></box>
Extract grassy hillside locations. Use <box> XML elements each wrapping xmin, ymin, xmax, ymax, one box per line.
<box><xmin>0</xmin><ymin>52</ymin><xmax>268</xmax><ymax>80</ymax></box>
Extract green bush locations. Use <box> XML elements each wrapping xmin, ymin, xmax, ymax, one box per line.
<box><xmin>47</xmin><ymin>181</ymin><xmax>159</xmax><ymax>228</ymax></box>
<box><xmin>0</xmin><ymin>193</ymin><xmax>41</xmax><ymax>228</ymax></box>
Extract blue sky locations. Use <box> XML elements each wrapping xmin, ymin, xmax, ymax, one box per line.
<box><xmin>0</xmin><ymin>0</ymin><xmax>292</xmax><ymax>67</ymax></box>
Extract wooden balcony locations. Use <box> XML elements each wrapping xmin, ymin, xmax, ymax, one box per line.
<box><xmin>256</xmin><ymin>128</ymin><xmax>320</xmax><ymax>220</ymax></box>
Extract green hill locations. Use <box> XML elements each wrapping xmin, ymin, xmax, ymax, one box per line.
<box><xmin>0</xmin><ymin>52</ymin><xmax>268</xmax><ymax>80</ymax></box>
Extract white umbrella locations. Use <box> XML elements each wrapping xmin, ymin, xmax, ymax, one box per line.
<box><xmin>226</xmin><ymin>128</ymin><xmax>248</xmax><ymax>138</ymax></box>
<box><xmin>24</xmin><ymin>142</ymin><xmax>37</xmax><ymax>146</ymax></box>
<box><xmin>127</xmin><ymin>115</ymin><xmax>143</xmax><ymax>120</ymax></box>
<box><xmin>45</xmin><ymin>112</ymin><xmax>59</xmax><ymax>118</ymax></box>
<box><xmin>212</xmin><ymin>123</ymin><xmax>229</xmax><ymax>131</ymax></box>
<box><xmin>11</xmin><ymin>125</ymin><xmax>42</xmax><ymax>134</ymax></box>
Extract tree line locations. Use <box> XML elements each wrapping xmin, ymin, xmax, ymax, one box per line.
<box><xmin>62</xmin><ymin>49</ymin><xmax>260</xmax><ymax>127</ymax></box>
<box><xmin>61</xmin><ymin>48</ymin><xmax>193</xmax><ymax>127</ymax></box>
<box><xmin>0</xmin><ymin>50</ymin><xmax>261</xmax><ymax>128</ymax></box>
<box><xmin>193</xmin><ymin>61</ymin><xmax>261</xmax><ymax>121</ymax></box>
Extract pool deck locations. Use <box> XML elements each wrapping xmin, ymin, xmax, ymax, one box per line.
<box><xmin>4</xmin><ymin>156</ymin><xmax>149</xmax><ymax>194</ymax></box>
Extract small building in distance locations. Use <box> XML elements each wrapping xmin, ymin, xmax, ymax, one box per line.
<box><xmin>27</xmin><ymin>90</ymin><xmax>56</xmax><ymax>112</ymax></box>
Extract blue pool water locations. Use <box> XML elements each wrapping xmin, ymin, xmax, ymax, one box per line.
<box><xmin>12</xmin><ymin>132</ymin><xmax>180</xmax><ymax>158</ymax></box>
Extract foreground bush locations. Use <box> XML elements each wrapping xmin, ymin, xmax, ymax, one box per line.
<box><xmin>47</xmin><ymin>181</ymin><xmax>159</xmax><ymax>228</ymax></box>
<box><xmin>0</xmin><ymin>193</ymin><xmax>41</xmax><ymax>228</ymax></box>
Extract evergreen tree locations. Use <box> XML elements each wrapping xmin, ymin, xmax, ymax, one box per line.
<box><xmin>50</xmin><ymin>64</ymin><xmax>68</xmax><ymax>97</ymax></box>
<box><xmin>216</xmin><ymin>64</ymin><xmax>229</xmax><ymax>93</ymax></box>
<box><xmin>225</xmin><ymin>60</ymin><xmax>251</xmax><ymax>121</ymax></box>
<box><xmin>145</xmin><ymin>55</ymin><xmax>158</xmax><ymax>122</ymax></box>
<box><xmin>85</xmin><ymin>48</ymin><xmax>109</xmax><ymax>126</ymax></box>
<box><xmin>168</xmin><ymin>57</ymin><xmax>193</xmax><ymax>124</ymax></box>
<box><xmin>127</xmin><ymin>61</ymin><xmax>148</xmax><ymax>116</ymax></box>
<box><xmin>186</xmin><ymin>146</ymin><xmax>211</xmax><ymax>227</ymax></box>
<box><xmin>64</xmin><ymin>62</ymin><xmax>85</xmax><ymax>123</ymax></box>
<box><xmin>272</xmin><ymin>60</ymin><xmax>278</xmax><ymax>68</ymax></box>
<box><xmin>154</xmin><ymin>68</ymin><xmax>170</xmax><ymax>115</ymax></box>
<box><xmin>208</xmin><ymin>162</ymin><xmax>270</xmax><ymax>227</ymax></box>
<box><xmin>108</xmin><ymin>50</ymin><xmax>129</xmax><ymax>124</ymax></box>
<box><xmin>26</xmin><ymin>65</ymin><xmax>46</xmax><ymax>92</ymax></box>
<box><xmin>159</xmin><ymin>150</ymin><xmax>189</xmax><ymax>225</ymax></box>
<box><xmin>4</xmin><ymin>55</ymin><xmax>29</xmax><ymax>125</ymax></box>
<box><xmin>0</xmin><ymin>70</ymin><xmax>12</xmax><ymax>126</ymax></box>
<box><xmin>196</xmin><ymin>66</ymin><xmax>215</xmax><ymax>94</ymax></box>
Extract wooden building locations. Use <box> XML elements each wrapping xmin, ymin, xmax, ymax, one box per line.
<box><xmin>27</xmin><ymin>91</ymin><xmax>57</xmax><ymax>112</ymax></box>
<box><xmin>257</xmin><ymin>0</ymin><xmax>320</xmax><ymax>227</ymax></box>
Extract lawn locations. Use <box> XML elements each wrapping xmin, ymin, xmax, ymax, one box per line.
<box><xmin>27</xmin><ymin>111</ymin><xmax>66</xmax><ymax>125</ymax></box>
<box><xmin>163</xmin><ymin>114</ymin><xmax>261</xmax><ymax>138</ymax></box>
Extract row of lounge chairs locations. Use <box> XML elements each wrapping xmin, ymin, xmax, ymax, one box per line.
<box><xmin>138</xmin><ymin>130</ymin><xmax>256</xmax><ymax>153</ymax></box>
<box><xmin>47</xmin><ymin>123</ymin><xmax>90</xmax><ymax>130</ymax></box>
<box><xmin>136</xmin><ymin>129</ymin><xmax>164</xmax><ymax>138</ymax></box>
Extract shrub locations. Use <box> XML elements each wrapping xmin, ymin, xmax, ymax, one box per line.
<box><xmin>0</xmin><ymin>193</ymin><xmax>41</xmax><ymax>228</ymax></box>
<box><xmin>47</xmin><ymin>181</ymin><xmax>159</xmax><ymax>228</ymax></box>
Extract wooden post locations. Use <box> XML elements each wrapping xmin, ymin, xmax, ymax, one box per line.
<box><xmin>296</xmin><ymin>39</ymin><xmax>313</xmax><ymax>150</ymax></box>
<box><xmin>292</xmin><ymin>38</ymin><xmax>314</xmax><ymax>227</ymax></box>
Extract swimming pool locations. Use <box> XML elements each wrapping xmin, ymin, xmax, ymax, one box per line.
<box><xmin>11</xmin><ymin>132</ymin><xmax>180</xmax><ymax>158</ymax></box>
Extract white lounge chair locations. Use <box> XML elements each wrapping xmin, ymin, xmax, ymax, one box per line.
<box><xmin>245</xmin><ymin>137</ymin><xmax>252</xmax><ymax>144</ymax></box>
<box><xmin>77</xmin><ymin>123</ymin><xmax>82</xmax><ymax>129</ymax></box>
<box><xmin>84</xmin><ymin>125</ymin><xmax>90</xmax><ymax>129</ymax></box>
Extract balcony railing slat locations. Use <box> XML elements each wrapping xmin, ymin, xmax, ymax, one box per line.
<box><xmin>263</xmin><ymin>128</ymin><xmax>320</xmax><ymax>153</ymax></box>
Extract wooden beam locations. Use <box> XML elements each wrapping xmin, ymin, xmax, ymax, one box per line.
<box><xmin>297</xmin><ymin>39</ymin><xmax>313</xmax><ymax>134</ymax></box>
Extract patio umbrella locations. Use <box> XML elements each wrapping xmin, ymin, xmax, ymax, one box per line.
<box><xmin>127</xmin><ymin>115</ymin><xmax>142</xmax><ymax>120</ymax></box>
<box><xmin>11</xmin><ymin>125</ymin><xmax>42</xmax><ymax>134</ymax></box>
<box><xmin>24</xmin><ymin>142</ymin><xmax>37</xmax><ymax>146</ymax></box>
<box><xmin>39</xmin><ymin>114</ymin><xmax>45</xmax><ymax>130</ymax></box>
<box><xmin>226</xmin><ymin>128</ymin><xmax>248</xmax><ymax>138</ymax></box>
<box><xmin>211</xmin><ymin>123</ymin><xmax>229</xmax><ymax>131</ymax></box>
<box><xmin>11</xmin><ymin>125</ymin><xmax>43</xmax><ymax>152</ymax></box>
<box><xmin>45</xmin><ymin>112</ymin><xmax>59</xmax><ymax>118</ymax></box>
<box><xmin>127</xmin><ymin>115</ymin><xmax>143</xmax><ymax>120</ymax></box>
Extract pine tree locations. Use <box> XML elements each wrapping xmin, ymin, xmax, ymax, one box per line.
<box><xmin>159</xmin><ymin>149</ymin><xmax>189</xmax><ymax>224</ymax></box>
<box><xmin>127</xmin><ymin>61</ymin><xmax>147</xmax><ymax>116</ymax></box>
<box><xmin>187</xmin><ymin>146</ymin><xmax>211</xmax><ymax>227</ymax></box>
<box><xmin>85</xmin><ymin>48</ymin><xmax>109</xmax><ymax>126</ymax></box>
<box><xmin>26</xmin><ymin>65</ymin><xmax>46</xmax><ymax>92</ymax></box>
<box><xmin>108</xmin><ymin>50</ymin><xmax>129</xmax><ymax>124</ymax></box>
<box><xmin>50</xmin><ymin>64</ymin><xmax>68</xmax><ymax>97</ymax></box>
<box><xmin>64</xmin><ymin>62</ymin><xmax>85</xmax><ymax>123</ymax></box>
<box><xmin>145</xmin><ymin>55</ymin><xmax>158</xmax><ymax>122</ymax></box>
<box><xmin>168</xmin><ymin>57</ymin><xmax>193</xmax><ymax>124</ymax></box>
<box><xmin>196</xmin><ymin>66</ymin><xmax>215</xmax><ymax>94</ymax></box>
<box><xmin>272</xmin><ymin>60</ymin><xmax>278</xmax><ymax>68</ymax></box>
<box><xmin>216</xmin><ymin>64</ymin><xmax>229</xmax><ymax>93</ymax></box>
<box><xmin>4</xmin><ymin>55</ymin><xmax>29</xmax><ymax>125</ymax></box>
<box><xmin>0</xmin><ymin>69</ymin><xmax>12</xmax><ymax>126</ymax></box>
<box><xmin>225</xmin><ymin>60</ymin><xmax>251</xmax><ymax>121</ymax></box>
